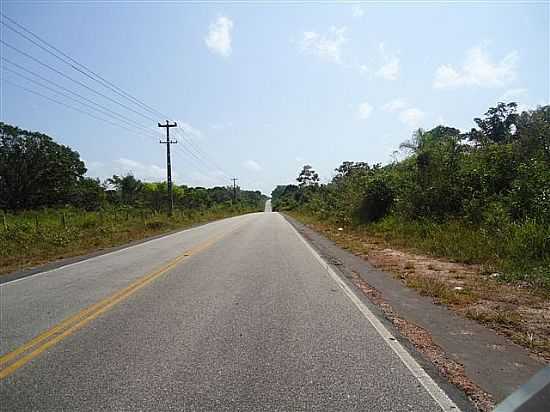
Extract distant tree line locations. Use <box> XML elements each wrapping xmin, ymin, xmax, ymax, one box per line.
<box><xmin>0</xmin><ymin>122</ymin><xmax>267</xmax><ymax>212</ymax></box>
<box><xmin>272</xmin><ymin>103</ymin><xmax>550</xmax><ymax>284</ymax></box>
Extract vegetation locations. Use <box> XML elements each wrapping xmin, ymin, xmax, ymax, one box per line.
<box><xmin>272</xmin><ymin>103</ymin><xmax>550</xmax><ymax>290</ymax></box>
<box><xmin>0</xmin><ymin>122</ymin><xmax>267</xmax><ymax>274</ymax></box>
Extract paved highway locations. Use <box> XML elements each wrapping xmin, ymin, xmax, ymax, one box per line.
<box><xmin>0</xmin><ymin>208</ymin><xmax>460</xmax><ymax>411</ymax></box>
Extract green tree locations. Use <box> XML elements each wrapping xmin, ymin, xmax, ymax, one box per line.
<box><xmin>0</xmin><ymin>122</ymin><xmax>86</xmax><ymax>210</ymax></box>
<box><xmin>297</xmin><ymin>165</ymin><xmax>319</xmax><ymax>187</ymax></box>
<box><xmin>72</xmin><ymin>177</ymin><xmax>105</xmax><ymax>211</ymax></box>
<box><xmin>107</xmin><ymin>174</ymin><xmax>143</xmax><ymax>206</ymax></box>
<box><xmin>470</xmin><ymin>102</ymin><xmax>519</xmax><ymax>145</ymax></box>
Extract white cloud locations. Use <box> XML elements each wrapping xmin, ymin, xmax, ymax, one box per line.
<box><xmin>357</xmin><ymin>101</ymin><xmax>373</xmax><ymax>120</ymax></box>
<box><xmin>243</xmin><ymin>159</ymin><xmax>262</xmax><ymax>171</ymax></box>
<box><xmin>376</xmin><ymin>43</ymin><xmax>400</xmax><ymax>80</ymax></box>
<box><xmin>433</xmin><ymin>45</ymin><xmax>518</xmax><ymax>89</ymax></box>
<box><xmin>114</xmin><ymin>158</ymin><xmax>169</xmax><ymax>181</ymax></box>
<box><xmin>205</xmin><ymin>16</ymin><xmax>233</xmax><ymax>57</ymax></box>
<box><xmin>300</xmin><ymin>26</ymin><xmax>348</xmax><ymax>64</ymax></box>
<box><xmin>352</xmin><ymin>5</ymin><xmax>365</xmax><ymax>18</ymax></box>
<box><xmin>381</xmin><ymin>98</ymin><xmax>426</xmax><ymax>129</ymax></box>
<box><xmin>377</xmin><ymin>58</ymin><xmax>400</xmax><ymax>80</ymax></box>
<box><xmin>178</xmin><ymin>122</ymin><xmax>202</xmax><ymax>139</ymax></box>
<box><xmin>382</xmin><ymin>98</ymin><xmax>408</xmax><ymax>112</ymax></box>
<box><xmin>399</xmin><ymin>108</ymin><xmax>425</xmax><ymax>128</ymax></box>
<box><xmin>499</xmin><ymin>88</ymin><xmax>528</xmax><ymax>102</ymax></box>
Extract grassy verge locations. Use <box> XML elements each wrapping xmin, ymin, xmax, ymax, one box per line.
<box><xmin>1</xmin><ymin>206</ymin><xmax>259</xmax><ymax>276</ymax></box>
<box><xmin>287</xmin><ymin>210</ymin><xmax>550</xmax><ymax>360</ymax></box>
<box><xmin>290</xmin><ymin>210</ymin><xmax>550</xmax><ymax>290</ymax></box>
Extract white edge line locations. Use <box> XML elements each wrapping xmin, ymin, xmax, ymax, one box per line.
<box><xmin>282</xmin><ymin>214</ymin><xmax>461</xmax><ymax>412</ymax></box>
<box><xmin>1</xmin><ymin>213</ymin><xmax>254</xmax><ymax>287</ymax></box>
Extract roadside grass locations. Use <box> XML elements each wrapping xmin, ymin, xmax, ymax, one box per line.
<box><xmin>291</xmin><ymin>211</ymin><xmax>550</xmax><ymax>291</ymax></box>
<box><xmin>0</xmin><ymin>205</ymin><xmax>260</xmax><ymax>276</ymax></box>
<box><xmin>405</xmin><ymin>275</ymin><xmax>478</xmax><ymax>306</ymax></box>
<box><xmin>287</xmin><ymin>210</ymin><xmax>550</xmax><ymax>360</ymax></box>
<box><xmin>366</xmin><ymin>216</ymin><xmax>550</xmax><ymax>290</ymax></box>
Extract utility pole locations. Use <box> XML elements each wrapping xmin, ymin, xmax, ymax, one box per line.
<box><xmin>158</xmin><ymin>120</ymin><xmax>178</xmax><ymax>216</ymax></box>
<box><xmin>231</xmin><ymin>178</ymin><xmax>238</xmax><ymax>202</ymax></box>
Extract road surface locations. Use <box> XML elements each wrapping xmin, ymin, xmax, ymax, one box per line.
<box><xmin>0</xmin><ymin>209</ymin><xmax>460</xmax><ymax>411</ymax></box>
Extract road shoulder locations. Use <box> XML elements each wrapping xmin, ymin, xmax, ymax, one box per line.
<box><xmin>0</xmin><ymin>216</ymin><xmax>239</xmax><ymax>285</ymax></box>
<box><xmin>283</xmin><ymin>214</ymin><xmax>545</xmax><ymax>411</ymax></box>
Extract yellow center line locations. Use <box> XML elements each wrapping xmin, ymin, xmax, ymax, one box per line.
<box><xmin>0</xmin><ymin>224</ymin><xmax>241</xmax><ymax>380</ymax></box>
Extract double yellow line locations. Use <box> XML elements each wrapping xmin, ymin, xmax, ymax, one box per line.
<box><xmin>0</xmin><ymin>226</ymin><xmax>238</xmax><ymax>380</ymax></box>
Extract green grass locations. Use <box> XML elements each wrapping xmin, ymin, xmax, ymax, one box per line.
<box><xmin>0</xmin><ymin>205</ymin><xmax>260</xmax><ymax>276</ymax></box>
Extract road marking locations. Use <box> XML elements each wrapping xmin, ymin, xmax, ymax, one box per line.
<box><xmin>284</xmin><ymin>215</ymin><xmax>461</xmax><ymax>412</ymax></box>
<box><xmin>0</xmin><ymin>213</ymin><xmax>253</xmax><ymax>287</ymax></box>
<box><xmin>0</xmin><ymin>225</ymin><xmax>240</xmax><ymax>380</ymax></box>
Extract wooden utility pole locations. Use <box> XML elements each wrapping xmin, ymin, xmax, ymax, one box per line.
<box><xmin>231</xmin><ymin>178</ymin><xmax>238</xmax><ymax>202</ymax></box>
<box><xmin>158</xmin><ymin>120</ymin><xmax>178</xmax><ymax>216</ymax></box>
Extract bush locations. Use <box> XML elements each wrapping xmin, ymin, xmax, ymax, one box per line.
<box><xmin>357</xmin><ymin>179</ymin><xmax>394</xmax><ymax>223</ymax></box>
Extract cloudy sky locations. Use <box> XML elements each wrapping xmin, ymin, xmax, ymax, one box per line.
<box><xmin>2</xmin><ymin>2</ymin><xmax>548</xmax><ymax>194</ymax></box>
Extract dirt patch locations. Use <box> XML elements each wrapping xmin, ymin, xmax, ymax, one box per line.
<box><xmin>349</xmin><ymin>270</ymin><xmax>494</xmax><ymax>411</ymax></box>
<box><xmin>297</xmin><ymin>218</ymin><xmax>550</xmax><ymax>362</ymax></box>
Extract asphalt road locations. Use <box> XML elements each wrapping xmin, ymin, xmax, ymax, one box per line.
<box><xmin>0</xmin><ymin>208</ymin><xmax>460</xmax><ymax>411</ymax></box>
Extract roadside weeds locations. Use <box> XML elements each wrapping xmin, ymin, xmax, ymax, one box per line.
<box><xmin>0</xmin><ymin>209</ymin><xmax>258</xmax><ymax>277</ymax></box>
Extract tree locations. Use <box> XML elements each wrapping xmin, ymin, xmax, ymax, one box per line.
<box><xmin>470</xmin><ymin>102</ymin><xmax>519</xmax><ymax>144</ymax></box>
<box><xmin>72</xmin><ymin>177</ymin><xmax>105</xmax><ymax>211</ymax></box>
<box><xmin>296</xmin><ymin>165</ymin><xmax>319</xmax><ymax>187</ymax></box>
<box><xmin>0</xmin><ymin>122</ymin><xmax>86</xmax><ymax>210</ymax></box>
<box><xmin>333</xmin><ymin>161</ymin><xmax>370</xmax><ymax>184</ymax></box>
<box><xmin>107</xmin><ymin>174</ymin><xmax>143</xmax><ymax>206</ymax></box>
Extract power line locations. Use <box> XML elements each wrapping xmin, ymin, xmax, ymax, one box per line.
<box><xmin>1</xmin><ymin>40</ymin><xmax>158</xmax><ymax>122</ymax></box>
<box><xmin>0</xmin><ymin>14</ymin><xmax>232</xmax><ymax>187</ymax></box>
<box><xmin>173</xmin><ymin>130</ymin><xmax>230</xmax><ymax>178</ymax></box>
<box><xmin>4</xmin><ymin>78</ymin><xmax>227</xmax><ymax>186</ymax></box>
<box><xmin>0</xmin><ymin>13</ymin><xmax>232</xmax><ymax>184</ymax></box>
<box><xmin>175</xmin><ymin>129</ymin><xmax>232</xmax><ymax>177</ymax></box>
<box><xmin>3</xmin><ymin>79</ymin><xmax>155</xmax><ymax>144</ymax></box>
<box><xmin>2</xmin><ymin>73</ymin><xmax>219</xmax><ymax>183</ymax></box>
<box><xmin>1</xmin><ymin>42</ymin><xmax>228</xmax><ymax>182</ymax></box>
<box><xmin>2</xmin><ymin>62</ymin><xmax>163</xmax><ymax>139</ymax></box>
<box><xmin>0</xmin><ymin>12</ymin><xmax>169</xmax><ymax>120</ymax></box>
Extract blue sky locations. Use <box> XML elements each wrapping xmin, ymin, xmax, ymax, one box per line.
<box><xmin>1</xmin><ymin>1</ymin><xmax>548</xmax><ymax>195</ymax></box>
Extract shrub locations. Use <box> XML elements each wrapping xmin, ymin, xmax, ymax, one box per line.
<box><xmin>357</xmin><ymin>179</ymin><xmax>394</xmax><ymax>223</ymax></box>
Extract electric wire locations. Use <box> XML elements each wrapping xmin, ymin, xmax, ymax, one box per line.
<box><xmin>1</xmin><ymin>40</ymin><xmax>158</xmax><ymax>122</ymax></box>
<box><xmin>2</xmin><ymin>63</ymin><xmax>164</xmax><ymax>139</ymax></box>
<box><xmin>0</xmin><ymin>13</ymin><xmax>169</xmax><ymax>120</ymax></box>
<box><xmin>1</xmin><ymin>13</ymin><xmax>233</xmax><ymax>185</ymax></box>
